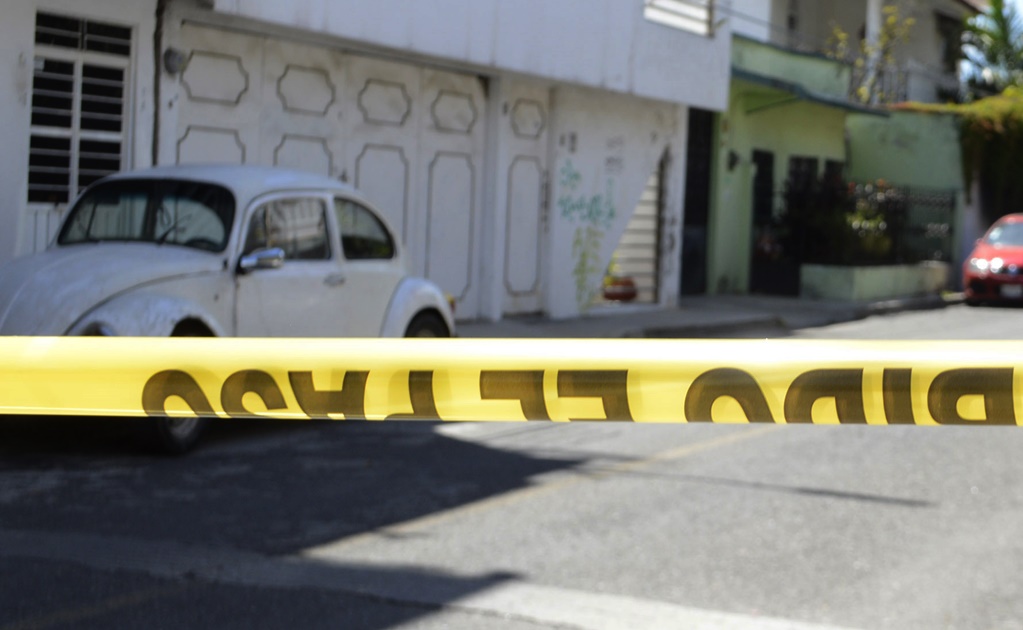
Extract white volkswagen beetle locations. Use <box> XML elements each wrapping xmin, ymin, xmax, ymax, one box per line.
<box><xmin>0</xmin><ymin>164</ymin><xmax>455</xmax><ymax>452</ymax></box>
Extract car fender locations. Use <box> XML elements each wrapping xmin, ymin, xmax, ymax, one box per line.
<box><xmin>380</xmin><ymin>277</ymin><xmax>455</xmax><ymax>337</ymax></box>
<box><xmin>65</xmin><ymin>292</ymin><xmax>227</xmax><ymax>337</ymax></box>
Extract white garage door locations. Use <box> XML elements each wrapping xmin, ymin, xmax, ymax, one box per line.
<box><xmin>174</xmin><ymin>24</ymin><xmax>486</xmax><ymax>318</ymax></box>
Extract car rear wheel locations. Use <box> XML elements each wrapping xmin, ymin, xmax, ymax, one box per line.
<box><xmin>404</xmin><ymin>312</ymin><xmax>450</xmax><ymax>337</ymax></box>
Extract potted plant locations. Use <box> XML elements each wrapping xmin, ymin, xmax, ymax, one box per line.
<box><xmin>602</xmin><ymin>255</ymin><xmax>638</xmax><ymax>302</ymax></box>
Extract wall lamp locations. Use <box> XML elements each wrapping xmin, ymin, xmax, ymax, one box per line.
<box><xmin>163</xmin><ymin>47</ymin><xmax>188</xmax><ymax>75</ymax></box>
<box><xmin>727</xmin><ymin>150</ymin><xmax>740</xmax><ymax>172</ymax></box>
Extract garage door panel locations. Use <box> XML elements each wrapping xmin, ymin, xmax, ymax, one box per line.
<box><xmin>181</xmin><ymin>50</ymin><xmax>250</xmax><ymax>105</ymax></box>
<box><xmin>176</xmin><ymin>24</ymin><xmax>263</xmax><ymax>165</ymax></box>
<box><xmin>422</xmin><ymin>71</ymin><xmax>484</xmax><ymax>132</ymax></box>
<box><xmin>426</xmin><ymin>152</ymin><xmax>475</xmax><ymax>300</ymax></box>
<box><xmin>344</xmin><ymin>56</ymin><xmax>421</xmax><ymax>254</ymax></box>
<box><xmin>275</xmin><ymin>65</ymin><xmax>335</xmax><ymax>116</ymax></box>
<box><xmin>502</xmin><ymin>83</ymin><xmax>550</xmax><ymax>315</ymax></box>
<box><xmin>429</xmin><ymin>89</ymin><xmax>478</xmax><ymax>135</ymax></box>
<box><xmin>354</xmin><ymin>144</ymin><xmax>410</xmax><ymax>244</ymax></box>
<box><xmin>173</xmin><ymin>27</ymin><xmax>490</xmax><ymax>318</ymax></box>
<box><xmin>419</xmin><ymin>69</ymin><xmax>485</xmax><ymax>316</ymax></box>
<box><xmin>260</xmin><ymin>41</ymin><xmax>345</xmax><ymax>178</ymax></box>
<box><xmin>272</xmin><ymin>134</ymin><xmax>334</xmax><ymax>176</ymax></box>
<box><xmin>348</xmin><ymin>58</ymin><xmax>419</xmax><ymax>135</ymax></box>
<box><xmin>357</xmin><ymin>78</ymin><xmax>414</xmax><ymax>128</ymax></box>
<box><xmin>177</xmin><ymin>126</ymin><xmax>246</xmax><ymax>164</ymax></box>
<box><xmin>505</xmin><ymin>157</ymin><xmax>543</xmax><ymax>295</ymax></box>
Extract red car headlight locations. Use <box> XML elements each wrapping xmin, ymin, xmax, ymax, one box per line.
<box><xmin>967</xmin><ymin>257</ymin><xmax>990</xmax><ymax>273</ymax></box>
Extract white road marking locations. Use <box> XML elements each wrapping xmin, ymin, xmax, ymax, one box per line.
<box><xmin>0</xmin><ymin>528</ymin><xmax>858</xmax><ymax>630</ymax></box>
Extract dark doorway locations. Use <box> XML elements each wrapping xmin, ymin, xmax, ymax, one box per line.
<box><xmin>680</xmin><ymin>108</ymin><xmax>714</xmax><ymax>295</ymax></box>
<box><xmin>748</xmin><ymin>149</ymin><xmax>799</xmax><ymax>295</ymax></box>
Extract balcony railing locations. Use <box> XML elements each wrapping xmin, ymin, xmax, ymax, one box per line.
<box><xmin>856</xmin><ymin>66</ymin><xmax>910</xmax><ymax>104</ymax></box>
<box><xmin>739</xmin><ymin>31</ymin><xmax>965</xmax><ymax>106</ymax></box>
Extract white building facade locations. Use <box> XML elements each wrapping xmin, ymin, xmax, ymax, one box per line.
<box><xmin>1</xmin><ymin>0</ymin><xmax>731</xmax><ymax>320</ymax></box>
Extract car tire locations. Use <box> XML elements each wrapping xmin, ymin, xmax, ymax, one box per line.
<box><xmin>404</xmin><ymin>312</ymin><xmax>450</xmax><ymax>337</ymax></box>
<box><xmin>146</xmin><ymin>324</ymin><xmax>213</xmax><ymax>454</ymax></box>
<box><xmin>150</xmin><ymin>416</ymin><xmax>209</xmax><ymax>455</ymax></box>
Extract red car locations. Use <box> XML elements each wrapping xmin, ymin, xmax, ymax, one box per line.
<box><xmin>964</xmin><ymin>213</ymin><xmax>1023</xmax><ymax>304</ymax></box>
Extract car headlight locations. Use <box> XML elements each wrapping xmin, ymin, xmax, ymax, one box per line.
<box><xmin>968</xmin><ymin>257</ymin><xmax>990</xmax><ymax>272</ymax></box>
<box><xmin>991</xmin><ymin>257</ymin><xmax>1005</xmax><ymax>272</ymax></box>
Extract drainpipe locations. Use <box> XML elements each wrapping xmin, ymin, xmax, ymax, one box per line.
<box><xmin>152</xmin><ymin>0</ymin><xmax>166</xmax><ymax>165</ymax></box>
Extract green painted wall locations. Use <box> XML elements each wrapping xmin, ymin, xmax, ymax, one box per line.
<box><xmin>707</xmin><ymin>79</ymin><xmax>848</xmax><ymax>294</ymax></box>
<box><xmin>703</xmin><ymin>37</ymin><xmax>966</xmax><ymax>296</ymax></box>
<box><xmin>732</xmin><ymin>36</ymin><xmax>851</xmax><ymax>100</ymax></box>
<box><xmin>846</xmin><ymin>111</ymin><xmax>962</xmax><ymax>188</ymax></box>
<box><xmin>846</xmin><ymin>110</ymin><xmax>968</xmax><ymax>277</ymax></box>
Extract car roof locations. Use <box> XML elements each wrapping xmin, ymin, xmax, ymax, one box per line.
<box><xmin>100</xmin><ymin>164</ymin><xmax>363</xmax><ymax>204</ymax></box>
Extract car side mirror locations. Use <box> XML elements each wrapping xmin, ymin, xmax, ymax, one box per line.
<box><xmin>238</xmin><ymin>247</ymin><xmax>285</xmax><ymax>273</ymax></box>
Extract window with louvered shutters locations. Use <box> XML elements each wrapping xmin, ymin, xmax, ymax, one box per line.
<box><xmin>643</xmin><ymin>0</ymin><xmax>714</xmax><ymax>36</ymax></box>
<box><xmin>28</xmin><ymin>12</ymin><xmax>131</xmax><ymax>206</ymax></box>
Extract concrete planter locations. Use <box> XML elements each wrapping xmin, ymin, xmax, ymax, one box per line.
<box><xmin>800</xmin><ymin>261</ymin><xmax>950</xmax><ymax>301</ymax></box>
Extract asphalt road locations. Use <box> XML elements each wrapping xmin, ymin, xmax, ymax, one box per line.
<box><xmin>2</xmin><ymin>303</ymin><xmax>1023</xmax><ymax>630</ymax></box>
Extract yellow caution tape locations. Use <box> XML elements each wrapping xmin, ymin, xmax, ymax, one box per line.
<box><xmin>0</xmin><ymin>337</ymin><xmax>1020</xmax><ymax>425</ymax></box>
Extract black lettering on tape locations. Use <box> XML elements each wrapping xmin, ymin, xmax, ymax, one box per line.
<box><xmin>684</xmin><ymin>368</ymin><xmax>774</xmax><ymax>423</ymax></box>
<box><xmin>882</xmin><ymin>368</ymin><xmax>915</xmax><ymax>425</ymax></box>
<box><xmin>142</xmin><ymin>370</ymin><xmax>215</xmax><ymax>417</ymax></box>
<box><xmin>221</xmin><ymin>370</ymin><xmax>287</xmax><ymax>417</ymax></box>
<box><xmin>386</xmin><ymin>371</ymin><xmax>440</xmax><ymax>420</ymax></box>
<box><xmin>289</xmin><ymin>371</ymin><xmax>368</xmax><ymax>419</ymax></box>
<box><xmin>557</xmin><ymin>370</ymin><xmax>632</xmax><ymax>421</ymax></box>
<box><xmin>480</xmin><ymin>370</ymin><xmax>550</xmax><ymax>420</ymax></box>
<box><xmin>785</xmin><ymin>369</ymin><xmax>866</xmax><ymax>424</ymax></box>
<box><xmin>927</xmin><ymin>368</ymin><xmax>1014</xmax><ymax>425</ymax></box>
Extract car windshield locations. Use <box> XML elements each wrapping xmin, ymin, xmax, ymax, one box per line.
<box><xmin>986</xmin><ymin>222</ymin><xmax>1023</xmax><ymax>247</ymax></box>
<box><xmin>57</xmin><ymin>179</ymin><xmax>235</xmax><ymax>252</ymax></box>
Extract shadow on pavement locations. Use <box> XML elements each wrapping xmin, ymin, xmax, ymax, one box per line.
<box><xmin>2</xmin><ymin>553</ymin><xmax>520</xmax><ymax>630</ymax></box>
<box><xmin>0</xmin><ymin>418</ymin><xmax>581</xmax><ymax>554</ymax></box>
<box><xmin>0</xmin><ymin>417</ymin><xmax>577</xmax><ymax>627</ymax></box>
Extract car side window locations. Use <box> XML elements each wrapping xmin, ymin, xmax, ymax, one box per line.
<box><xmin>333</xmin><ymin>198</ymin><xmax>395</xmax><ymax>260</ymax></box>
<box><xmin>244</xmin><ymin>197</ymin><xmax>330</xmax><ymax>260</ymax></box>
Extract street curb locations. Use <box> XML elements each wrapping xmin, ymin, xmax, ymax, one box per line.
<box><xmin>637</xmin><ymin>315</ymin><xmax>785</xmax><ymax>338</ymax></box>
<box><xmin>859</xmin><ymin>292</ymin><xmax>964</xmax><ymax>317</ymax></box>
<box><xmin>637</xmin><ymin>293</ymin><xmax>963</xmax><ymax>339</ymax></box>
<box><xmin>456</xmin><ymin>293</ymin><xmax>965</xmax><ymax>339</ymax></box>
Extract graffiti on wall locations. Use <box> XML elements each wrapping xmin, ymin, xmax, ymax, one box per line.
<box><xmin>557</xmin><ymin>158</ymin><xmax>617</xmax><ymax>309</ymax></box>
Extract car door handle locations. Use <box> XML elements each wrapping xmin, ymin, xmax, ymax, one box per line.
<box><xmin>324</xmin><ymin>272</ymin><xmax>346</xmax><ymax>287</ymax></box>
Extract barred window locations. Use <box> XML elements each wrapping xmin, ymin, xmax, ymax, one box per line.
<box><xmin>28</xmin><ymin>12</ymin><xmax>131</xmax><ymax>205</ymax></box>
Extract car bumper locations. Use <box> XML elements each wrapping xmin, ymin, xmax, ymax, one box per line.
<box><xmin>964</xmin><ymin>272</ymin><xmax>1023</xmax><ymax>301</ymax></box>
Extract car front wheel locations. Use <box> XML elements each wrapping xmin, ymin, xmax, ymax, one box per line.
<box><xmin>404</xmin><ymin>312</ymin><xmax>450</xmax><ymax>337</ymax></box>
<box><xmin>151</xmin><ymin>416</ymin><xmax>209</xmax><ymax>455</ymax></box>
<box><xmin>148</xmin><ymin>324</ymin><xmax>213</xmax><ymax>454</ymax></box>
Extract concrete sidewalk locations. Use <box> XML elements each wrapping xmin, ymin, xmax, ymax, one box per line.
<box><xmin>457</xmin><ymin>293</ymin><xmax>963</xmax><ymax>338</ymax></box>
